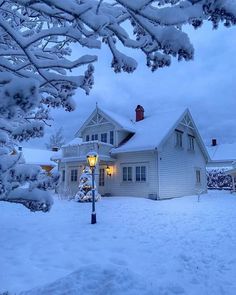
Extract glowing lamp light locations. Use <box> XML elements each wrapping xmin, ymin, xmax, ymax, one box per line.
<box><xmin>106</xmin><ymin>166</ymin><xmax>112</xmax><ymax>177</ymax></box>
<box><xmin>86</xmin><ymin>151</ymin><xmax>98</xmax><ymax>168</ymax></box>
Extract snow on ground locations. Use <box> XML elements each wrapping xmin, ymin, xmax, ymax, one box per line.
<box><xmin>1</xmin><ymin>191</ymin><xmax>236</xmax><ymax>295</ymax></box>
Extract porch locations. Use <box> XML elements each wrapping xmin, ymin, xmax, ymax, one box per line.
<box><xmin>60</xmin><ymin>141</ymin><xmax>116</xmax><ymax>196</ymax></box>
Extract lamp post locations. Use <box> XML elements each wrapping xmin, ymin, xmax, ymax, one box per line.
<box><xmin>86</xmin><ymin>151</ymin><xmax>98</xmax><ymax>224</ymax></box>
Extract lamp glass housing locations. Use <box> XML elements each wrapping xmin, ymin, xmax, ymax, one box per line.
<box><xmin>106</xmin><ymin>166</ymin><xmax>111</xmax><ymax>176</ymax></box>
<box><xmin>86</xmin><ymin>151</ymin><xmax>98</xmax><ymax>168</ymax></box>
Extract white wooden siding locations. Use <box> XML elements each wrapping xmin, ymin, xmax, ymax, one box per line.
<box><xmin>107</xmin><ymin>151</ymin><xmax>159</xmax><ymax>197</ymax></box>
<box><xmin>81</xmin><ymin>123</ymin><xmax>115</xmax><ymax>144</ymax></box>
<box><xmin>159</xmin><ymin>123</ymin><xmax>207</xmax><ymax>199</ymax></box>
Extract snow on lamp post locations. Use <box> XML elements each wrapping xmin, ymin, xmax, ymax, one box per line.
<box><xmin>87</xmin><ymin>151</ymin><xmax>98</xmax><ymax>224</ymax></box>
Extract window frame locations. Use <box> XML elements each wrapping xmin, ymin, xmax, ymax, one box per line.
<box><xmin>188</xmin><ymin>134</ymin><xmax>195</xmax><ymax>151</ymax></box>
<box><xmin>110</xmin><ymin>131</ymin><xmax>114</xmax><ymax>145</ymax></box>
<box><xmin>101</xmin><ymin>133</ymin><xmax>107</xmax><ymax>143</ymax></box>
<box><xmin>122</xmin><ymin>166</ymin><xmax>133</xmax><ymax>182</ymax></box>
<box><xmin>136</xmin><ymin>166</ymin><xmax>147</xmax><ymax>182</ymax></box>
<box><xmin>85</xmin><ymin>135</ymin><xmax>89</xmax><ymax>142</ymax></box>
<box><xmin>70</xmin><ymin>169</ymin><xmax>78</xmax><ymax>182</ymax></box>
<box><xmin>196</xmin><ymin>169</ymin><xmax>201</xmax><ymax>184</ymax></box>
<box><xmin>175</xmin><ymin>129</ymin><xmax>183</xmax><ymax>148</ymax></box>
<box><xmin>91</xmin><ymin>134</ymin><xmax>98</xmax><ymax>141</ymax></box>
<box><xmin>99</xmin><ymin>168</ymin><xmax>105</xmax><ymax>186</ymax></box>
<box><xmin>62</xmin><ymin>170</ymin><xmax>65</xmax><ymax>182</ymax></box>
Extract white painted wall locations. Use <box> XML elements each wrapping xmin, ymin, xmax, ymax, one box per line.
<box><xmin>81</xmin><ymin>123</ymin><xmax>115</xmax><ymax>144</ymax></box>
<box><xmin>158</xmin><ymin>123</ymin><xmax>207</xmax><ymax>199</ymax></box>
<box><xmin>107</xmin><ymin>151</ymin><xmax>159</xmax><ymax>198</ymax></box>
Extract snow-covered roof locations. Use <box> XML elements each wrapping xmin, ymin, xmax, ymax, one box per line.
<box><xmin>112</xmin><ymin>108</ymin><xmax>188</xmax><ymax>153</ymax></box>
<box><xmin>62</xmin><ymin>137</ymin><xmax>82</xmax><ymax>147</ymax></box>
<box><xmin>207</xmin><ymin>143</ymin><xmax>236</xmax><ymax>162</ymax></box>
<box><xmin>100</xmin><ymin>108</ymin><xmax>135</xmax><ymax>132</ymax></box>
<box><xmin>20</xmin><ymin>148</ymin><xmax>56</xmax><ymax>166</ymax></box>
<box><xmin>75</xmin><ymin>106</ymin><xmax>135</xmax><ymax>137</ymax></box>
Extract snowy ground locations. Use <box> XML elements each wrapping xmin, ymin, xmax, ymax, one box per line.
<box><xmin>1</xmin><ymin>191</ymin><xmax>236</xmax><ymax>295</ymax></box>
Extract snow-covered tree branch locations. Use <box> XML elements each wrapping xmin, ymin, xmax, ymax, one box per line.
<box><xmin>45</xmin><ymin>127</ymin><xmax>65</xmax><ymax>150</ymax></box>
<box><xmin>0</xmin><ymin>0</ymin><xmax>235</xmax><ymax>211</ymax></box>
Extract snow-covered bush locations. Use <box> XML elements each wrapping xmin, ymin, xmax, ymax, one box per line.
<box><xmin>207</xmin><ymin>169</ymin><xmax>232</xmax><ymax>190</ymax></box>
<box><xmin>0</xmin><ymin>0</ymin><xmax>235</xmax><ymax>211</ymax></box>
<box><xmin>75</xmin><ymin>167</ymin><xmax>101</xmax><ymax>202</ymax></box>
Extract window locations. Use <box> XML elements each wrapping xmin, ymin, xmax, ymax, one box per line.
<box><xmin>123</xmin><ymin>167</ymin><xmax>132</xmax><ymax>181</ymax></box>
<box><xmin>175</xmin><ymin>130</ymin><xmax>183</xmax><ymax>148</ymax></box>
<box><xmin>91</xmin><ymin>134</ymin><xmax>98</xmax><ymax>141</ymax></box>
<box><xmin>196</xmin><ymin>170</ymin><xmax>201</xmax><ymax>184</ymax></box>
<box><xmin>101</xmin><ymin>133</ymin><xmax>107</xmax><ymax>143</ymax></box>
<box><xmin>188</xmin><ymin>135</ymin><xmax>195</xmax><ymax>151</ymax></box>
<box><xmin>99</xmin><ymin>168</ymin><xmax>105</xmax><ymax>186</ymax></box>
<box><xmin>86</xmin><ymin>135</ymin><xmax>89</xmax><ymax>141</ymax></box>
<box><xmin>71</xmin><ymin>169</ymin><xmax>78</xmax><ymax>182</ymax></box>
<box><xmin>110</xmin><ymin>131</ymin><xmax>114</xmax><ymax>145</ymax></box>
<box><xmin>136</xmin><ymin>166</ymin><xmax>146</xmax><ymax>182</ymax></box>
<box><xmin>62</xmin><ymin>170</ymin><xmax>65</xmax><ymax>182</ymax></box>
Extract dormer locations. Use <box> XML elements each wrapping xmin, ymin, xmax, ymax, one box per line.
<box><xmin>75</xmin><ymin>107</ymin><xmax>135</xmax><ymax>147</ymax></box>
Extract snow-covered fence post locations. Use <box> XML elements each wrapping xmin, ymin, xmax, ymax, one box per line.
<box><xmin>196</xmin><ymin>189</ymin><xmax>205</xmax><ymax>202</ymax></box>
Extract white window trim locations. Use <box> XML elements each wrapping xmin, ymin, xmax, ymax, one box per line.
<box><xmin>195</xmin><ymin>168</ymin><xmax>201</xmax><ymax>185</ymax></box>
<box><xmin>121</xmin><ymin>163</ymin><xmax>148</xmax><ymax>183</ymax></box>
<box><xmin>175</xmin><ymin>129</ymin><xmax>183</xmax><ymax>149</ymax></box>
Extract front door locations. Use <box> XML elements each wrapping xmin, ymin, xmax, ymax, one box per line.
<box><xmin>99</xmin><ymin>168</ymin><xmax>105</xmax><ymax>196</ymax></box>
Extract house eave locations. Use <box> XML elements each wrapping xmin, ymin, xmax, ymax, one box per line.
<box><xmin>111</xmin><ymin>146</ymin><xmax>157</xmax><ymax>155</ymax></box>
<box><xmin>61</xmin><ymin>155</ymin><xmax>116</xmax><ymax>163</ymax></box>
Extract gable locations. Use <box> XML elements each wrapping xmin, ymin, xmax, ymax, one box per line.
<box><xmin>75</xmin><ymin>107</ymin><xmax>135</xmax><ymax>138</ymax></box>
<box><xmin>86</xmin><ymin>113</ymin><xmax>110</xmax><ymax>127</ymax></box>
<box><xmin>180</xmin><ymin>113</ymin><xmax>194</xmax><ymax>130</ymax></box>
<box><xmin>158</xmin><ymin>109</ymin><xmax>209</xmax><ymax>162</ymax></box>
<box><xmin>112</xmin><ymin>108</ymin><xmax>209</xmax><ymax>162</ymax></box>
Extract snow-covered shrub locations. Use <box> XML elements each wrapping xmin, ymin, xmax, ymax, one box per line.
<box><xmin>57</xmin><ymin>186</ymin><xmax>75</xmax><ymax>201</ymax></box>
<box><xmin>207</xmin><ymin>169</ymin><xmax>232</xmax><ymax>190</ymax></box>
<box><xmin>75</xmin><ymin>167</ymin><xmax>101</xmax><ymax>202</ymax></box>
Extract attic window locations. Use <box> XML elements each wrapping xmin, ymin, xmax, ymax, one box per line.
<box><xmin>188</xmin><ymin>135</ymin><xmax>195</xmax><ymax>151</ymax></box>
<box><xmin>101</xmin><ymin>133</ymin><xmax>107</xmax><ymax>143</ymax></box>
<box><xmin>110</xmin><ymin>131</ymin><xmax>114</xmax><ymax>145</ymax></box>
<box><xmin>91</xmin><ymin>134</ymin><xmax>98</xmax><ymax>141</ymax></box>
<box><xmin>175</xmin><ymin>130</ymin><xmax>183</xmax><ymax>148</ymax></box>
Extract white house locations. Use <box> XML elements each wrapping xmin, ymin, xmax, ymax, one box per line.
<box><xmin>206</xmin><ymin>140</ymin><xmax>236</xmax><ymax>191</ymax></box>
<box><xmin>57</xmin><ymin>105</ymin><xmax>209</xmax><ymax>199</ymax></box>
<box><xmin>207</xmin><ymin>139</ymin><xmax>236</xmax><ymax>170</ymax></box>
<box><xmin>15</xmin><ymin>147</ymin><xmax>57</xmax><ymax>173</ymax></box>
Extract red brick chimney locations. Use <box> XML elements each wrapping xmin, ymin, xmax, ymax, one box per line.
<box><xmin>135</xmin><ymin>105</ymin><xmax>144</xmax><ymax>122</ymax></box>
<box><xmin>212</xmin><ymin>139</ymin><xmax>217</xmax><ymax>146</ymax></box>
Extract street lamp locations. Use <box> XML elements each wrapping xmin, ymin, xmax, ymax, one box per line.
<box><xmin>86</xmin><ymin>151</ymin><xmax>98</xmax><ymax>224</ymax></box>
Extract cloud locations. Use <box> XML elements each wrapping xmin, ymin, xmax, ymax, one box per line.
<box><xmin>26</xmin><ymin>23</ymin><xmax>236</xmax><ymax>148</ymax></box>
